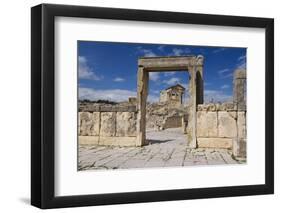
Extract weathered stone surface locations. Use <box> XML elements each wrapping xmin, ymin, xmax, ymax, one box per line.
<box><xmin>100</xmin><ymin>112</ymin><xmax>116</xmax><ymax>137</ymax></box>
<box><xmin>78</xmin><ymin>128</ymin><xmax>242</xmax><ymax>171</ymax></box>
<box><xmin>100</xmin><ymin>106</ymin><xmax>113</xmax><ymax>112</ymax></box>
<box><xmin>198</xmin><ymin>103</ymin><xmax>236</xmax><ymax>112</ymax></box>
<box><xmin>237</xmin><ymin>103</ymin><xmax>246</xmax><ymax>111</ymax></box>
<box><xmin>136</xmin><ymin>66</ymin><xmax>149</xmax><ymax>146</ymax></box>
<box><xmin>217</xmin><ymin>102</ymin><xmax>236</xmax><ymax>111</ymax></box>
<box><xmin>182</xmin><ymin>115</ymin><xmax>188</xmax><ymax>134</ymax></box>
<box><xmin>218</xmin><ymin>111</ymin><xmax>237</xmax><ymax>138</ymax></box>
<box><xmin>116</xmin><ymin>112</ymin><xmax>137</xmax><ymax>136</ymax></box>
<box><xmin>234</xmin><ymin>69</ymin><xmax>246</xmax><ymax>79</ymax></box>
<box><xmin>99</xmin><ymin>136</ymin><xmax>136</xmax><ymax>146</ymax></box>
<box><xmin>187</xmin><ymin>66</ymin><xmax>197</xmax><ymax>148</ymax></box>
<box><xmin>207</xmin><ymin>103</ymin><xmax>217</xmax><ymax>111</ymax></box>
<box><xmin>138</xmin><ymin>56</ymin><xmax>197</xmax><ymax>70</ymax></box>
<box><xmin>233</xmin><ymin>138</ymin><xmax>246</xmax><ymax>158</ymax></box>
<box><xmin>197</xmin><ymin>111</ymin><xmax>217</xmax><ymax>137</ymax></box>
<box><xmin>198</xmin><ymin>103</ymin><xmax>214</xmax><ymax>111</ymax></box>
<box><xmin>163</xmin><ymin>115</ymin><xmax>182</xmax><ymax>129</ymax></box>
<box><xmin>79</xmin><ymin>136</ymin><xmax>99</xmax><ymax>145</ymax></box>
<box><xmin>197</xmin><ymin>104</ymin><xmax>205</xmax><ymax>111</ymax></box>
<box><xmin>81</xmin><ymin>105</ymin><xmax>100</xmax><ymax>112</ymax></box>
<box><xmin>80</xmin><ymin>112</ymin><xmax>93</xmax><ymax>136</ymax></box>
<box><xmin>90</xmin><ymin>112</ymin><xmax>100</xmax><ymax>136</ymax></box>
<box><xmin>197</xmin><ymin>138</ymin><xmax>232</xmax><ymax>149</ymax></box>
<box><xmin>79</xmin><ymin>112</ymin><xmax>100</xmax><ymax>136</ymax></box>
<box><xmin>78</xmin><ymin>112</ymin><xmax>81</xmax><ymax>134</ymax></box>
<box><xmin>233</xmin><ymin>69</ymin><xmax>246</xmax><ymax>105</ymax></box>
<box><xmin>237</xmin><ymin>111</ymin><xmax>246</xmax><ymax>138</ymax></box>
<box><xmin>79</xmin><ymin>104</ymin><xmax>137</xmax><ymax>113</ymax></box>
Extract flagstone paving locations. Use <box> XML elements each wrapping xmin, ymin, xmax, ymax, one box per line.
<box><xmin>78</xmin><ymin>128</ymin><xmax>242</xmax><ymax>171</ymax></box>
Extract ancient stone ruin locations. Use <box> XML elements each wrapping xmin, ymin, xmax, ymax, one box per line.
<box><xmin>159</xmin><ymin>84</ymin><xmax>185</xmax><ymax>107</ymax></box>
<box><xmin>78</xmin><ymin>55</ymin><xmax>246</xmax><ymax>158</ymax></box>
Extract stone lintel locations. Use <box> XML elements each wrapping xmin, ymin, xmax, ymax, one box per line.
<box><xmin>138</xmin><ymin>56</ymin><xmax>200</xmax><ymax>71</ymax></box>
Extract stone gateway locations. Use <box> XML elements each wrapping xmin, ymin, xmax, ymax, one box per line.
<box><xmin>78</xmin><ymin>55</ymin><xmax>246</xmax><ymax>159</ymax></box>
<box><xmin>136</xmin><ymin>56</ymin><xmax>204</xmax><ymax>148</ymax></box>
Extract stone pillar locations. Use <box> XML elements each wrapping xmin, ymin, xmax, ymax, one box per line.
<box><xmin>187</xmin><ymin>65</ymin><xmax>197</xmax><ymax>148</ymax></box>
<box><xmin>233</xmin><ymin>69</ymin><xmax>247</xmax><ymax>158</ymax></box>
<box><xmin>136</xmin><ymin>66</ymin><xmax>149</xmax><ymax>146</ymax></box>
<box><xmin>233</xmin><ymin>69</ymin><xmax>246</xmax><ymax>110</ymax></box>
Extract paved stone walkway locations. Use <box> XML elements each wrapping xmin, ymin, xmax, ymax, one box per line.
<box><xmin>78</xmin><ymin>128</ymin><xmax>241</xmax><ymax>171</ymax></box>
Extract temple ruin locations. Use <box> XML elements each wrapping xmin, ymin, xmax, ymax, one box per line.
<box><xmin>159</xmin><ymin>84</ymin><xmax>185</xmax><ymax>107</ymax></box>
<box><xmin>78</xmin><ymin>55</ymin><xmax>246</xmax><ymax>158</ymax></box>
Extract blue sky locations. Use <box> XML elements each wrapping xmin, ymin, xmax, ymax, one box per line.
<box><xmin>78</xmin><ymin>41</ymin><xmax>246</xmax><ymax>103</ymax></box>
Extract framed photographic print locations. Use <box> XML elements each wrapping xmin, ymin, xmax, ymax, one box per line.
<box><xmin>31</xmin><ymin>3</ymin><xmax>274</xmax><ymax>209</ymax></box>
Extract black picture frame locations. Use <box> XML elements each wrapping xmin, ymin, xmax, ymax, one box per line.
<box><xmin>31</xmin><ymin>3</ymin><xmax>274</xmax><ymax>209</ymax></box>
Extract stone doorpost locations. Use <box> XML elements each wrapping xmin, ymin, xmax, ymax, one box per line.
<box><xmin>187</xmin><ymin>65</ymin><xmax>197</xmax><ymax>148</ymax></box>
<box><xmin>136</xmin><ymin>66</ymin><xmax>149</xmax><ymax>146</ymax></box>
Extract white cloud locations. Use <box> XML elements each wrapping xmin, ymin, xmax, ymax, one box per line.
<box><xmin>79</xmin><ymin>87</ymin><xmax>136</xmax><ymax>102</ymax></box>
<box><xmin>221</xmin><ymin>84</ymin><xmax>230</xmax><ymax>89</ymax></box>
<box><xmin>170</xmin><ymin>47</ymin><xmax>191</xmax><ymax>56</ymax></box>
<box><xmin>218</xmin><ymin>68</ymin><xmax>233</xmax><ymax>79</ymax></box>
<box><xmin>238</xmin><ymin>55</ymin><xmax>246</xmax><ymax>61</ymax></box>
<box><xmin>113</xmin><ymin>77</ymin><xmax>125</xmax><ymax>82</ymax></box>
<box><xmin>150</xmin><ymin>89</ymin><xmax>160</xmax><ymax>94</ymax></box>
<box><xmin>136</xmin><ymin>46</ymin><xmax>157</xmax><ymax>57</ymax></box>
<box><xmin>236</xmin><ymin>54</ymin><xmax>246</xmax><ymax>69</ymax></box>
<box><xmin>204</xmin><ymin>90</ymin><xmax>232</xmax><ymax>103</ymax></box>
<box><xmin>79</xmin><ymin>87</ymin><xmax>159</xmax><ymax>103</ymax></box>
<box><xmin>164</xmin><ymin>72</ymin><xmax>176</xmax><ymax>76</ymax></box>
<box><xmin>158</xmin><ymin>45</ymin><xmax>165</xmax><ymax>52</ymax></box>
<box><xmin>213</xmin><ymin>48</ymin><xmax>226</xmax><ymax>53</ymax></box>
<box><xmin>172</xmin><ymin>48</ymin><xmax>184</xmax><ymax>56</ymax></box>
<box><xmin>78</xmin><ymin>56</ymin><xmax>102</xmax><ymax>80</ymax></box>
<box><xmin>163</xmin><ymin>77</ymin><xmax>181</xmax><ymax>85</ymax></box>
<box><xmin>221</xmin><ymin>73</ymin><xmax>233</xmax><ymax>79</ymax></box>
<box><xmin>218</xmin><ymin>68</ymin><xmax>230</xmax><ymax>74</ymax></box>
<box><xmin>149</xmin><ymin>72</ymin><xmax>160</xmax><ymax>81</ymax></box>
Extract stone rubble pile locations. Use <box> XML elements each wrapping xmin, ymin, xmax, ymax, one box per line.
<box><xmin>146</xmin><ymin>102</ymin><xmax>187</xmax><ymax>130</ymax></box>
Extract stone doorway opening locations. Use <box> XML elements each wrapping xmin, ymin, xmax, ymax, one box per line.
<box><xmin>145</xmin><ymin>71</ymin><xmax>190</xmax><ymax>145</ymax></box>
<box><xmin>136</xmin><ymin>56</ymin><xmax>204</xmax><ymax>148</ymax></box>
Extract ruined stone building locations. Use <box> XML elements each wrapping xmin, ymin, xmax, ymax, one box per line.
<box><xmin>159</xmin><ymin>84</ymin><xmax>185</xmax><ymax>107</ymax></box>
<box><xmin>78</xmin><ymin>55</ymin><xmax>246</xmax><ymax>159</ymax></box>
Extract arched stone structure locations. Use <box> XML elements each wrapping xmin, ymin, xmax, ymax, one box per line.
<box><xmin>136</xmin><ymin>56</ymin><xmax>204</xmax><ymax>147</ymax></box>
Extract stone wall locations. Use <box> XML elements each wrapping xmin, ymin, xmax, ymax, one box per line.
<box><xmin>196</xmin><ymin>103</ymin><xmax>246</xmax><ymax>157</ymax></box>
<box><xmin>79</xmin><ymin>106</ymin><xmax>137</xmax><ymax>146</ymax></box>
<box><xmin>163</xmin><ymin>115</ymin><xmax>183</xmax><ymax>129</ymax></box>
